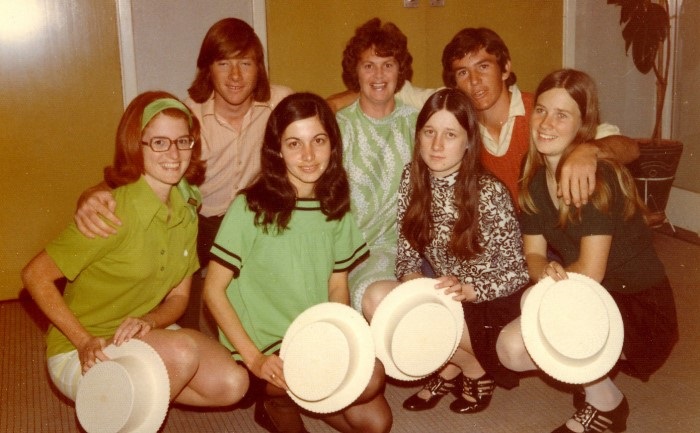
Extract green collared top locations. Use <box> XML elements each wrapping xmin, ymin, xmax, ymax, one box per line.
<box><xmin>45</xmin><ymin>176</ymin><xmax>200</xmax><ymax>357</ymax></box>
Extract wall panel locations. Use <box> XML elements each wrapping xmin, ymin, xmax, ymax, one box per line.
<box><xmin>266</xmin><ymin>0</ymin><xmax>563</xmax><ymax>97</ymax></box>
<box><xmin>1</xmin><ymin>0</ymin><xmax>123</xmax><ymax>300</ymax></box>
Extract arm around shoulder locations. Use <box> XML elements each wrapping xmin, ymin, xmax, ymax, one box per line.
<box><xmin>559</xmin><ymin>132</ymin><xmax>639</xmax><ymax>207</ymax></box>
<box><xmin>594</xmin><ymin>123</ymin><xmax>639</xmax><ymax>163</ymax></box>
<box><xmin>395</xmin><ymin>80</ymin><xmax>439</xmax><ymax>110</ymax></box>
<box><xmin>326</xmin><ymin>90</ymin><xmax>359</xmax><ymax>113</ymax></box>
<box><xmin>75</xmin><ymin>181</ymin><xmax>120</xmax><ymax>238</ymax></box>
<box><xmin>593</xmin><ymin>134</ymin><xmax>640</xmax><ymax>164</ymax></box>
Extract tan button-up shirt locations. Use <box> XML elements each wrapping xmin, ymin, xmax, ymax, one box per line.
<box><xmin>186</xmin><ymin>84</ymin><xmax>293</xmax><ymax>217</ymax></box>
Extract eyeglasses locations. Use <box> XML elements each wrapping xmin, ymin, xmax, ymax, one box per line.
<box><xmin>141</xmin><ymin>136</ymin><xmax>195</xmax><ymax>152</ymax></box>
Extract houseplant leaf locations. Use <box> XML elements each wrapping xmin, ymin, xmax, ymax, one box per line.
<box><xmin>633</xmin><ymin>4</ymin><xmax>669</xmax><ymax>72</ymax></box>
<box><xmin>616</xmin><ymin>1</ymin><xmax>669</xmax><ymax>74</ymax></box>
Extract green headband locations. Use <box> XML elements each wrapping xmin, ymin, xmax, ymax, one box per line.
<box><xmin>141</xmin><ymin>98</ymin><xmax>193</xmax><ymax>130</ymax></box>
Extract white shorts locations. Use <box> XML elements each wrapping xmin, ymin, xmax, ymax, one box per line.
<box><xmin>47</xmin><ymin>350</ymin><xmax>81</xmax><ymax>401</ymax></box>
<box><xmin>47</xmin><ymin>324</ymin><xmax>181</xmax><ymax>401</ymax></box>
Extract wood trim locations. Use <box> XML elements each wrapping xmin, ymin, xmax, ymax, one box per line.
<box><xmin>116</xmin><ymin>0</ymin><xmax>137</xmax><ymax>108</ymax></box>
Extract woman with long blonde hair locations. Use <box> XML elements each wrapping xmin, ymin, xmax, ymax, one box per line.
<box><xmin>496</xmin><ymin>69</ymin><xmax>678</xmax><ymax>433</ymax></box>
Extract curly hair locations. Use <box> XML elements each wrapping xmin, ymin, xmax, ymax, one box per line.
<box><xmin>519</xmin><ymin>69</ymin><xmax>645</xmax><ymax>226</ymax></box>
<box><xmin>187</xmin><ymin>18</ymin><xmax>270</xmax><ymax>103</ymax></box>
<box><xmin>341</xmin><ymin>17</ymin><xmax>413</xmax><ymax>93</ymax></box>
<box><xmin>104</xmin><ymin>91</ymin><xmax>205</xmax><ymax>188</ymax></box>
<box><xmin>442</xmin><ymin>27</ymin><xmax>516</xmax><ymax>89</ymax></box>
<box><xmin>401</xmin><ymin>88</ymin><xmax>485</xmax><ymax>261</ymax></box>
<box><xmin>244</xmin><ymin>93</ymin><xmax>351</xmax><ymax>232</ymax></box>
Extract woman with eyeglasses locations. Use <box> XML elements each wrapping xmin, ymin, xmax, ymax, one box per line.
<box><xmin>21</xmin><ymin>91</ymin><xmax>249</xmax><ymax>409</ymax></box>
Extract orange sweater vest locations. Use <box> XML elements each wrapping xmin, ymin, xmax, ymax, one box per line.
<box><xmin>480</xmin><ymin>91</ymin><xmax>534</xmax><ymax>209</ymax></box>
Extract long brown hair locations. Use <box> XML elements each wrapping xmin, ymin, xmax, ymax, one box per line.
<box><xmin>104</xmin><ymin>91</ymin><xmax>205</xmax><ymax>188</ymax></box>
<box><xmin>244</xmin><ymin>93</ymin><xmax>350</xmax><ymax>232</ymax></box>
<box><xmin>401</xmin><ymin>88</ymin><xmax>484</xmax><ymax>260</ymax></box>
<box><xmin>519</xmin><ymin>69</ymin><xmax>645</xmax><ymax>225</ymax></box>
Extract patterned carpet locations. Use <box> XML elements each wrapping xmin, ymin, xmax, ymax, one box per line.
<box><xmin>2</xmin><ymin>232</ymin><xmax>699</xmax><ymax>433</ymax></box>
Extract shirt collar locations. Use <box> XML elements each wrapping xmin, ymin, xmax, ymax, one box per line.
<box><xmin>295</xmin><ymin>198</ymin><xmax>321</xmax><ymax>211</ymax></box>
<box><xmin>201</xmin><ymin>95</ymin><xmax>217</xmax><ymax>117</ymax></box>
<box><xmin>201</xmin><ymin>92</ymin><xmax>273</xmax><ymax>119</ymax></box>
<box><xmin>132</xmin><ymin>176</ymin><xmax>191</xmax><ymax>228</ymax></box>
<box><xmin>176</xmin><ymin>179</ymin><xmax>201</xmax><ymax>218</ymax></box>
<box><xmin>430</xmin><ymin>171</ymin><xmax>459</xmax><ymax>188</ymax></box>
<box><xmin>477</xmin><ymin>84</ymin><xmax>526</xmax><ymax>154</ymax></box>
<box><xmin>508</xmin><ymin>84</ymin><xmax>525</xmax><ymax>118</ymax></box>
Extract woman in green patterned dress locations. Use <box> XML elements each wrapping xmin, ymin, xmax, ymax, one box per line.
<box><xmin>335</xmin><ymin>18</ymin><xmax>419</xmax><ymax>316</ymax></box>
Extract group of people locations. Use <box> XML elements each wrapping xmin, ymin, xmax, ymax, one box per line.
<box><xmin>21</xmin><ymin>15</ymin><xmax>678</xmax><ymax>433</ymax></box>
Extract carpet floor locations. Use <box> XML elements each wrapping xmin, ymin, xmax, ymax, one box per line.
<box><xmin>2</xmin><ymin>231</ymin><xmax>698</xmax><ymax>432</ymax></box>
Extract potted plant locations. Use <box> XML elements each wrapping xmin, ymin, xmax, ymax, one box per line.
<box><xmin>608</xmin><ymin>0</ymin><xmax>683</xmax><ymax>224</ymax></box>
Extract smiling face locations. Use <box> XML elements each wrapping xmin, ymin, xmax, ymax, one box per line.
<box><xmin>419</xmin><ymin>109</ymin><xmax>469</xmax><ymax>178</ymax></box>
<box><xmin>357</xmin><ymin>46</ymin><xmax>399</xmax><ymax>117</ymax></box>
<box><xmin>280</xmin><ymin>115</ymin><xmax>332</xmax><ymax>198</ymax></box>
<box><xmin>210</xmin><ymin>51</ymin><xmax>259</xmax><ymax>113</ymax></box>
<box><xmin>141</xmin><ymin>114</ymin><xmax>192</xmax><ymax>202</ymax></box>
<box><xmin>530</xmin><ymin>87</ymin><xmax>582</xmax><ymax>161</ymax></box>
<box><xmin>451</xmin><ymin>47</ymin><xmax>511</xmax><ymax>114</ymax></box>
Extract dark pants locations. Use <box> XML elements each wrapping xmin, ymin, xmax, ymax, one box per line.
<box><xmin>197</xmin><ymin>214</ymin><xmax>225</xmax><ymax>266</ymax></box>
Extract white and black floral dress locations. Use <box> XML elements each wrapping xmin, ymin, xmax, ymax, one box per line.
<box><xmin>396</xmin><ymin>167</ymin><xmax>529</xmax><ymax>388</ymax></box>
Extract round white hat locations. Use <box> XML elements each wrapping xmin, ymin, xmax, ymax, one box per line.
<box><xmin>280</xmin><ymin>302</ymin><xmax>375</xmax><ymax>414</ymax></box>
<box><xmin>370</xmin><ymin>278</ymin><xmax>464</xmax><ymax>381</ymax></box>
<box><xmin>521</xmin><ymin>273</ymin><xmax>624</xmax><ymax>384</ymax></box>
<box><xmin>76</xmin><ymin>339</ymin><xmax>170</xmax><ymax>433</ymax></box>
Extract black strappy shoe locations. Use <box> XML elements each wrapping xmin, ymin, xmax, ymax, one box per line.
<box><xmin>403</xmin><ymin>373</ymin><xmax>461</xmax><ymax>411</ymax></box>
<box><xmin>449</xmin><ymin>374</ymin><xmax>495</xmax><ymax>414</ymax></box>
<box><xmin>552</xmin><ymin>396</ymin><xmax>629</xmax><ymax>433</ymax></box>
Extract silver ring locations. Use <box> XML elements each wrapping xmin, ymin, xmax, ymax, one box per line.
<box><xmin>271</xmin><ymin>373</ymin><xmax>276</xmax><ymax>379</ymax></box>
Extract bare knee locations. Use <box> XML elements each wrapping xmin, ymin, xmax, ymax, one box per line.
<box><xmin>496</xmin><ymin>334</ymin><xmax>522</xmax><ymax>371</ymax></box>
<box><xmin>352</xmin><ymin>360</ymin><xmax>385</xmax><ymax>406</ymax></box>
<box><xmin>362</xmin><ymin>280</ymin><xmax>398</xmax><ymax>322</ymax></box>
<box><xmin>180</xmin><ymin>330</ymin><xmax>250</xmax><ymax>406</ymax></box>
<box><xmin>145</xmin><ymin>329</ymin><xmax>200</xmax><ymax>372</ymax></box>
<box><xmin>217</xmin><ymin>362</ymin><xmax>249</xmax><ymax>405</ymax></box>
<box><xmin>168</xmin><ymin>331</ymin><xmax>200</xmax><ymax>366</ymax></box>
<box><xmin>496</xmin><ymin>322</ymin><xmax>533</xmax><ymax>372</ymax></box>
<box><xmin>361</xmin><ymin>287</ymin><xmax>382</xmax><ymax>321</ymax></box>
<box><xmin>362</xmin><ymin>405</ymin><xmax>392</xmax><ymax>433</ymax></box>
<box><xmin>347</xmin><ymin>394</ymin><xmax>392</xmax><ymax>433</ymax></box>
